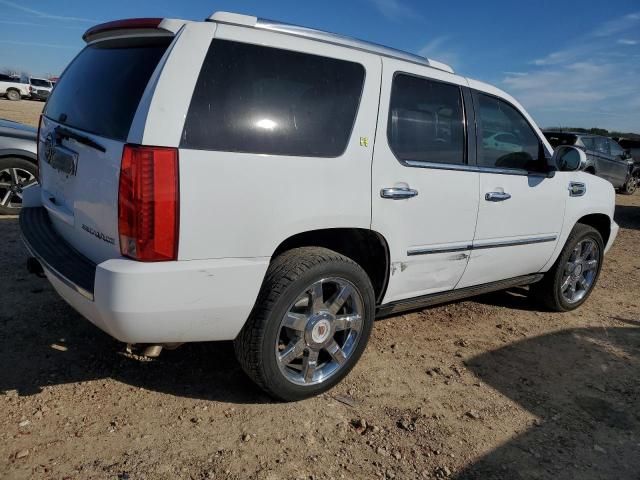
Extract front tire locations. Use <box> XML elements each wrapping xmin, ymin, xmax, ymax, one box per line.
<box><xmin>530</xmin><ymin>224</ymin><xmax>604</xmax><ymax>311</ymax></box>
<box><xmin>234</xmin><ymin>247</ymin><xmax>375</xmax><ymax>401</ymax></box>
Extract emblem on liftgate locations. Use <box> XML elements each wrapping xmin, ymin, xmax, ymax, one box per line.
<box><xmin>44</xmin><ymin>132</ymin><xmax>55</xmax><ymax>164</ymax></box>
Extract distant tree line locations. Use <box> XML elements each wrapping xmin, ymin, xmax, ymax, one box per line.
<box><xmin>545</xmin><ymin>126</ymin><xmax>640</xmax><ymax>140</ymax></box>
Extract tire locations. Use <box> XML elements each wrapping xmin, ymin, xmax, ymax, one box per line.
<box><xmin>0</xmin><ymin>157</ymin><xmax>38</xmax><ymax>215</ymax></box>
<box><xmin>620</xmin><ymin>173</ymin><xmax>638</xmax><ymax>195</ymax></box>
<box><xmin>234</xmin><ymin>247</ymin><xmax>375</xmax><ymax>401</ymax></box>
<box><xmin>530</xmin><ymin>224</ymin><xmax>604</xmax><ymax>312</ymax></box>
<box><xmin>5</xmin><ymin>89</ymin><xmax>21</xmax><ymax>101</ymax></box>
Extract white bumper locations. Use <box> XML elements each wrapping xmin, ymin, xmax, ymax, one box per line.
<box><xmin>46</xmin><ymin>256</ymin><xmax>269</xmax><ymax>343</ymax></box>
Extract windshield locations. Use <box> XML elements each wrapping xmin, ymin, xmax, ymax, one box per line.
<box><xmin>45</xmin><ymin>36</ymin><xmax>171</xmax><ymax>141</ymax></box>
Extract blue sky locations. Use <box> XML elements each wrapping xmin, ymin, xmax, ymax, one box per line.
<box><xmin>0</xmin><ymin>0</ymin><xmax>639</xmax><ymax>132</ymax></box>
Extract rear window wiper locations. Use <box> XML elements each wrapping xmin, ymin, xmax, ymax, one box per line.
<box><xmin>55</xmin><ymin>126</ymin><xmax>106</xmax><ymax>153</ymax></box>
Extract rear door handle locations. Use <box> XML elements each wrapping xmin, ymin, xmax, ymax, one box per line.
<box><xmin>380</xmin><ymin>187</ymin><xmax>419</xmax><ymax>199</ymax></box>
<box><xmin>485</xmin><ymin>191</ymin><xmax>511</xmax><ymax>202</ymax></box>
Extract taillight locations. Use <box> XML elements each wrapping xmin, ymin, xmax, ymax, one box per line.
<box><xmin>118</xmin><ymin>144</ymin><xmax>179</xmax><ymax>261</ymax></box>
<box><xmin>35</xmin><ymin>114</ymin><xmax>43</xmax><ymax>181</ymax></box>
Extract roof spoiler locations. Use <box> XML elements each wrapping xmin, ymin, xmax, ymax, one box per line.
<box><xmin>82</xmin><ymin>18</ymin><xmax>188</xmax><ymax>43</ymax></box>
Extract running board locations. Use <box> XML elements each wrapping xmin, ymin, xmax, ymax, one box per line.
<box><xmin>376</xmin><ymin>273</ymin><xmax>544</xmax><ymax>318</ymax></box>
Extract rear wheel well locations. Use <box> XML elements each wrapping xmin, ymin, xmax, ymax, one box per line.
<box><xmin>0</xmin><ymin>153</ymin><xmax>36</xmax><ymax>165</ymax></box>
<box><xmin>577</xmin><ymin>214</ymin><xmax>610</xmax><ymax>246</ymax></box>
<box><xmin>272</xmin><ymin>228</ymin><xmax>390</xmax><ymax>304</ymax></box>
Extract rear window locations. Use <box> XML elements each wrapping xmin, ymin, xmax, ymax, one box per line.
<box><xmin>180</xmin><ymin>40</ymin><xmax>365</xmax><ymax>157</ymax></box>
<box><xmin>30</xmin><ymin>78</ymin><xmax>51</xmax><ymax>88</ymax></box>
<box><xmin>45</xmin><ymin>37</ymin><xmax>170</xmax><ymax>141</ymax></box>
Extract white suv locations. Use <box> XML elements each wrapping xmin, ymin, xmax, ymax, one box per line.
<box><xmin>21</xmin><ymin>12</ymin><xmax>618</xmax><ymax>400</ymax></box>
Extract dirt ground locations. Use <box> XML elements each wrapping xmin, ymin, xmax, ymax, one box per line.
<box><xmin>0</xmin><ymin>98</ymin><xmax>44</xmax><ymax>126</ymax></box>
<box><xmin>1</xmin><ymin>101</ymin><xmax>639</xmax><ymax>480</ymax></box>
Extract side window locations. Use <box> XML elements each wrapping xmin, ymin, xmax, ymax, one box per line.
<box><xmin>387</xmin><ymin>74</ymin><xmax>465</xmax><ymax>165</ymax></box>
<box><xmin>609</xmin><ymin>141</ymin><xmax>624</xmax><ymax>157</ymax></box>
<box><xmin>581</xmin><ymin>137</ymin><xmax>594</xmax><ymax>150</ymax></box>
<box><xmin>180</xmin><ymin>40</ymin><xmax>365</xmax><ymax>157</ymax></box>
<box><xmin>594</xmin><ymin>137</ymin><xmax>610</xmax><ymax>155</ymax></box>
<box><xmin>0</xmin><ymin>74</ymin><xmax>11</xmax><ymax>81</ymax></box>
<box><xmin>476</xmin><ymin>93</ymin><xmax>542</xmax><ymax>171</ymax></box>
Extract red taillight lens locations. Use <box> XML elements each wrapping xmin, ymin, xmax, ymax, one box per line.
<box><xmin>118</xmin><ymin>144</ymin><xmax>179</xmax><ymax>261</ymax></box>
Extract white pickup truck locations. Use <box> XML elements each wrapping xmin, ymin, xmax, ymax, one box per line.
<box><xmin>0</xmin><ymin>73</ymin><xmax>30</xmax><ymax>101</ymax></box>
<box><xmin>20</xmin><ymin>12</ymin><xmax>618</xmax><ymax>400</ymax></box>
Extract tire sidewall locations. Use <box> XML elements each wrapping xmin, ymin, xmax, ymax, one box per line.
<box><xmin>259</xmin><ymin>258</ymin><xmax>375</xmax><ymax>401</ymax></box>
<box><xmin>552</xmin><ymin>227</ymin><xmax>604</xmax><ymax>311</ymax></box>
<box><xmin>6</xmin><ymin>90</ymin><xmax>20</xmax><ymax>101</ymax></box>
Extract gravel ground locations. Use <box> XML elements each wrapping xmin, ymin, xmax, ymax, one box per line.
<box><xmin>1</xmin><ymin>101</ymin><xmax>639</xmax><ymax>480</ymax></box>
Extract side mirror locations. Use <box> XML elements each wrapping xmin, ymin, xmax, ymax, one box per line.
<box><xmin>552</xmin><ymin>145</ymin><xmax>587</xmax><ymax>172</ymax></box>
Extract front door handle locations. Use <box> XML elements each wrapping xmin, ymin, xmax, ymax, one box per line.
<box><xmin>485</xmin><ymin>191</ymin><xmax>511</xmax><ymax>202</ymax></box>
<box><xmin>380</xmin><ymin>187</ymin><xmax>419</xmax><ymax>199</ymax></box>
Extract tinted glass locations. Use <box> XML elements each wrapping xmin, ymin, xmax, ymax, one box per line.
<box><xmin>594</xmin><ymin>137</ymin><xmax>610</xmax><ymax>155</ymax></box>
<box><xmin>580</xmin><ymin>137</ymin><xmax>595</xmax><ymax>150</ymax></box>
<box><xmin>0</xmin><ymin>74</ymin><xmax>11</xmax><ymax>81</ymax></box>
<box><xmin>181</xmin><ymin>40</ymin><xmax>365</xmax><ymax>157</ymax></box>
<box><xmin>30</xmin><ymin>78</ymin><xmax>51</xmax><ymax>87</ymax></box>
<box><xmin>45</xmin><ymin>37</ymin><xmax>170</xmax><ymax>141</ymax></box>
<box><xmin>544</xmin><ymin>132</ymin><xmax>577</xmax><ymax>148</ymax></box>
<box><xmin>476</xmin><ymin>94</ymin><xmax>541</xmax><ymax>170</ymax></box>
<box><xmin>609</xmin><ymin>140</ymin><xmax>624</xmax><ymax>157</ymax></box>
<box><xmin>388</xmin><ymin>74</ymin><xmax>465</xmax><ymax>165</ymax></box>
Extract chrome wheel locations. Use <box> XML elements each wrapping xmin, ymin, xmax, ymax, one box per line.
<box><xmin>560</xmin><ymin>239</ymin><xmax>599</xmax><ymax>304</ymax></box>
<box><xmin>0</xmin><ymin>167</ymin><xmax>36</xmax><ymax>210</ymax></box>
<box><xmin>275</xmin><ymin>277</ymin><xmax>364</xmax><ymax>386</ymax></box>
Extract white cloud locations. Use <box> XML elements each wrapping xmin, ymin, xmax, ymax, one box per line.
<box><xmin>0</xmin><ymin>0</ymin><xmax>97</xmax><ymax>22</ymax></box>
<box><xmin>500</xmin><ymin>11</ymin><xmax>640</xmax><ymax>132</ymax></box>
<box><xmin>368</xmin><ymin>0</ymin><xmax>418</xmax><ymax>21</ymax></box>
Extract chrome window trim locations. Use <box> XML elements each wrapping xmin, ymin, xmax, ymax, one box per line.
<box><xmin>405</xmin><ymin>160</ymin><xmax>530</xmax><ymax>176</ymax></box>
<box><xmin>407</xmin><ymin>235</ymin><xmax>557</xmax><ymax>256</ymax></box>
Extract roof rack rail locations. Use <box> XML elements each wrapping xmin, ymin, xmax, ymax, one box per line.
<box><xmin>207</xmin><ymin>11</ymin><xmax>455</xmax><ymax>74</ymax></box>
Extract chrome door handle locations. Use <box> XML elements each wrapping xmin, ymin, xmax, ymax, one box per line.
<box><xmin>380</xmin><ymin>187</ymin><xmax>419</xmax><ymax>199</ymax></box>
<box><xmin>485</xmin><ymin>191</ymin><xmax>511</xmax><ymax>201</ymax></box>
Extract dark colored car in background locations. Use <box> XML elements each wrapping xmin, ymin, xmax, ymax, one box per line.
<box><xmin>0</xmin><ymin>119</ymin><xmax>38</xmax><ymax>214</ymax></box>
<box><xmin>543</xmin><ymin>130</ymin><xmax>639</xmax><ymax>194</ymax></box>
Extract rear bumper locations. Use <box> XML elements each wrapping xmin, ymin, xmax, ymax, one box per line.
<box><xmin>20</xmin><ymin>207</ymin><xmax>269</xmax><ymax>343</ymax></box>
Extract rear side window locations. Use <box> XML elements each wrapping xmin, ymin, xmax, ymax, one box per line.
<box><xmin>476</xmin><ymin>93</ymin><xmax>542</xmax><ymax>171</ymax></box>
<box><xmin>594</xmin><ymin>137</ymin><xmax>610</xmax><ymax>155</ymax></box>
<box><xmin>388</xmin><ymin>74</ymin><xmax>465</xmax><ymax>165</ymax></box>
<box><xmin>180</xmin><ymin>40</ymin><xmax>365</xmax><ymax>157</ymax></box>
<box><xmin>580</xmin><ymin>137</ymin><xmax>594</xmax><ymax>150</ymax></box>
<box><xmin>45</xmin><ymin>37</ymin><xmax>171</xmax><ymax>141</ymax></box>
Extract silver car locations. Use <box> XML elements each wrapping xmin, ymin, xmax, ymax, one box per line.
<box><xmin>0</xmin><ymin>119</ymin><xmax>38</xmax><ymax>214</ymax></box>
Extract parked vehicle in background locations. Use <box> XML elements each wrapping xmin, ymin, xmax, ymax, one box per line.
<box><xmin>543</xmin><ymin>131</ymin><xmax>638</xmax><ymax>194</ymax></box>
<box><xmin>0</xmin><ymin>119</ymin><xmax>37</xmax><ymax>214</ymax></box>
<box><xmin>0</xmin><ymin>73</ymin><xmax>30</xmax><ymax>101</ymax></box>
<box><xmin>616</xmin><ymin>137</ymin><xmax>640</xmax><ymax>162</ymax></box>
<box><xmin>28</xmin><ymin>77</ymin><xmax>53</xmax><ymax>101</ymax></box>
<box><xmin>21</xmin><ymin>12</ymin><xmax>618</xmax><ymax>400</ymax></box>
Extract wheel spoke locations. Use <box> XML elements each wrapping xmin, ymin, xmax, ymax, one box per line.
<box><xmin>282</xmin><ymin>312</ymin><xmax>307</xmax><ymax>331</ymax></box>
<box><xmin>0</xmin><ymin>190</ymin><xmax>11</xmax><ymax>206</ymax></box>
<box><xmin>302</xmin><ymin>349</ymin><xmax>319</xmax><ymax>383</ymax></box>
<box><xmin>581</xmin><ymin>241</ymin><xmax>594</xmax><ymax>260</ymax></box>
<box><xmin>279</xmin><ymin>339</ymin><xmax>305</xmax><ymax>365</ymax></box>
<box><xmin>0</xmin><ymin>182</ymin><xmax>11</xmax><ymax>188</ymax></box>
<box><xmin>334</xmin><ymin>313</ymin><xmax>361</xmax><ymax>332</ymax></box>
<box><xmin>560</xmin><ymin>275</ymin><xmax>572</xmax><ymax>291</ymax></box>
<box><xmin>327</xmin><ymin>284</ymin><xmax>353</xmax><ymax>315</ymax></box>
<box><xmin>309</xmin><ymin>281</ymin><xmax>325</xmax><ymax>313</ymax></box>
<box><xmin>584</xmin><ymin>259</ymin><xmax>598</xmax><ymax>271</ymax></box>
<box><xmin>325</xmin><ymin>339</ymin><xmax>347</xmax><ymax>365</ymax></box>
<box><xmin>10</xmin><ymin>168</ymin><xmax>20</xmax><ymax>185</ymax></box>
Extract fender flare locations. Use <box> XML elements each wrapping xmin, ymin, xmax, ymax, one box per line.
<box><xmin>0</xmin><ymin>149</ymin><xmax>37</xmax><ymax>163</ymax></box>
